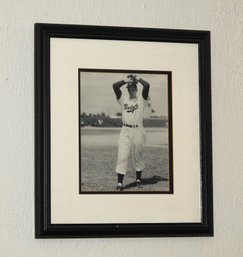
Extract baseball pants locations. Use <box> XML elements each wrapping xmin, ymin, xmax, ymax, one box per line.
<box><xmin>116</xmin><ymin>126</ymin><xmax>146</xmax><ymax>175</ymax></box>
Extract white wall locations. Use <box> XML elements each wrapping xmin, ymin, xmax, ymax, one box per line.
<box><xmin>0</xmin><ymin>0</ymin><xmax>242</xmax><ymax>256</ymax></box>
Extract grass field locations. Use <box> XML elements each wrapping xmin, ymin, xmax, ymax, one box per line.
<box><xmin>80</xmin><ymin>127</ymin><xmax>170</xmax><ymax>192</ymax></box>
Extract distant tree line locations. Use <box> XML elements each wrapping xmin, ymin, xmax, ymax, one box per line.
<box><xmin>80</xmin><ymin>112</ymin><xmax>167</xmax><ymax>127</ymax></box>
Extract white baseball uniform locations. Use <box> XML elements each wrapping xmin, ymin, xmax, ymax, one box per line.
<box><xmin>116</xmin><ymin>93</ymin><xmax>150</xmax><ymax>175</ymax></box>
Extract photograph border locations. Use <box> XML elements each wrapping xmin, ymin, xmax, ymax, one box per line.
<box><xmin>35</xmin><ymin>23</ymin><xmax>213</xmax><ymax>238</ymax></box>
<box><xmin>79</xmin><ymin>68</ymin><xmax>173</xmax><ymax>194</ymax></box>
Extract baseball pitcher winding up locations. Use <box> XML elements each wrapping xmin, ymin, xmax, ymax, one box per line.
<box><xmin>112</xmin><ymin>75</ymin><xmax>151</xmax><ymax>190</ymax></box>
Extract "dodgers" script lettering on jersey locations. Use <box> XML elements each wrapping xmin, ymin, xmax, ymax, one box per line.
<box><xmin>124</xmin><ymin>103</ymin><xmax>138</xmax><ymax>113</ymax></box>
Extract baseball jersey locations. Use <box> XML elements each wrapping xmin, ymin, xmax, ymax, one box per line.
<box><xmin>117</xmin><ymin>94</ymin><xmax>150</xmax><ymax>126</ymax></box>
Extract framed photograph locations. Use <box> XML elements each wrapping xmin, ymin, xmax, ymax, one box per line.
<box><xmin>79</xmin><ymin>69</ymin><xmax>173</xmax><ymax>194</ymax></box>
<box><xmin>35</xmin><ymin>23</ymin><xmax>213</xmax><ymax>238</ymax></box>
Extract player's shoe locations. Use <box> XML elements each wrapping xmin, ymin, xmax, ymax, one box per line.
<box><xmin>116</xmin><ymin>183</ymin><xmax>124</xmax><ymax>191</ymax></box>
<box><xmin>136</xmin><ymin>179</ymin><xmax>142</xmax><ymax>188</ymax></box>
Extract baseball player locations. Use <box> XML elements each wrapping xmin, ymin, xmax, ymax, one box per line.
<box><xmin>112</xmin><ymin>75</ymin><xmax>150</xmax><ymax>190</ymax></box>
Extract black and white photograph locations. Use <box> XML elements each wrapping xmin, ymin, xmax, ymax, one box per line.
<box><xmin>35</xmin><ymin>24</ymin><xmax>213</xmax><ymax>237</ymax></box>
<box><xmin>79</xmin><ymin>69</ymin><xmax>173</xmax><ymax>193</ymax></box>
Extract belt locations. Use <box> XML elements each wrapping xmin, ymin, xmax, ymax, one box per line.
<box><xmin>123</xmin><ymin>123</ymin><xmax>138</xmax><ymax>128</ymax></box>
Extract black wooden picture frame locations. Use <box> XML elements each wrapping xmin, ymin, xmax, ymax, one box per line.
<box><xmin>35</xmin><ymin>23</ymin><xmax>213</xmax><ymax>238</ymax></box>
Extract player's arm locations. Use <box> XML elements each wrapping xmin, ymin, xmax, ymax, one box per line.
<box><xmin>138</xmin><ymin>78</ymin><xmax>150</xmax><ymax>100</ymax></box>
<box><xmin>112</xmin><ymin>80</ymin><xmax>126</xmax><ymax>100</ymax></box>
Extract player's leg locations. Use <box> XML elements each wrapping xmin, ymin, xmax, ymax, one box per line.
<box><xmin>136</xmin><ymin>170</ymin><xmax>142</xmax><ymax>186</ymax></box>
<box><xmin>131</xmin><ymin>144</ymin><xmax>143</xmax><ymax>185</ymax></box>
<box><xmin>116</xmin><ymin>127</ymin><xmax>132</xmax><ymax>190</ymax></box>
<box><xmin>132</xmin><ymin>127</ymin><xmax>146</xmax><ymax>185</ymax></box>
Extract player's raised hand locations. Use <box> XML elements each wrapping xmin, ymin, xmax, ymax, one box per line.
<box><xmin>127</xmin><ymin>75</ymin><xmax>138</xmax><ymax>84</ymax></box>
<box><xmin>126</xmin><ymin>75</ymin><xmax>133</xmax><ymax>84</ymax></box>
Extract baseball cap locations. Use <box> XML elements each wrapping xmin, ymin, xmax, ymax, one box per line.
<box><xmin>126</xmin><ymin>82</ymin><xmax>138</xmax><ymax>89</ymax></box>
